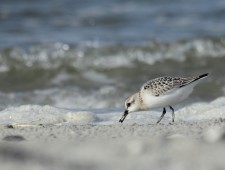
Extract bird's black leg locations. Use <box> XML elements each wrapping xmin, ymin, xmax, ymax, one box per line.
<box><xmin>156</xmin><ymin>107</ymin><xmax>166</xmax><ymax>124</ymax></box>
<box><xmin>169</xmin><ymin>106</ymin><xmax>175</xmax><ymax>122</ymax></box>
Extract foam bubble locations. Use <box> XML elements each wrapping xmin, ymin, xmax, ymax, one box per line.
<box><xmin>0</xmin><ymin>105</ymin><xmax>98</xmax><ymax>125</ymax></box>
<box><xmin>63</xmin><ymin>111</ymin><xmax>98</xmax><ymax>124</ymax></box>
<box><xmin>177</xmin><ymin>97</ymin><xmax>225</xmax><ymax>122</ymax></box>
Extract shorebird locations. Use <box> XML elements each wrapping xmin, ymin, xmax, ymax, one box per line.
<box><xmin>119</xmin><ymin>73</ymin><xmax>209</xmax><ymax>123</ymax></box>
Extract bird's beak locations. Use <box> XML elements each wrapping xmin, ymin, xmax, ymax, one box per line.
<box><xmin>119</xmin><ymin>110</ymin><xmax>128</xmax><ymax>123</ymax></box>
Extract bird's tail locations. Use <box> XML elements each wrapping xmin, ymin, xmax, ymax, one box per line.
<box><xmin>179</xmin><ymin>73</ymin><xmax>209</xmax><ymax>88</ymax></box>
<box><xmin>193</xmin><ymin>73</ymin><xmax>209</xmax><ymax>82</ymax></box>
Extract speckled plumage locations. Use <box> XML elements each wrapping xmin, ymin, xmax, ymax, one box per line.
<box><xmin>119</xmin><ymin>73</ymin><xmax>209</xmax><ymax>124</ymax></box>
<box><xmin>142</xmin><ymin>76</ymin><xmax>198</xmax><ymax>96</ymax></box>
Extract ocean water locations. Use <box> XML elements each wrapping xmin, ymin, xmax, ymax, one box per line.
<box><xmin>0</xmin><ymin>0</ymin><xmax>225</xmax><ymax>125</ymax></box>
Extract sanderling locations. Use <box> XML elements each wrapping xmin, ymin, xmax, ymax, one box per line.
<box><xmin>119</xmin><ymin>73</ymin><xmax>209</xmax><ymax>123</ymax></box>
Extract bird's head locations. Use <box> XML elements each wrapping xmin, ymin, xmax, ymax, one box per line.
<box><xmin>119</xmin><ymin>93</ymin><xmax>140</xmax><ymax>123</ymax></box>
<box><xmin>124</xmin><ymin>93</ymin><xmax>140</xmax><ymax>113</ymax></box>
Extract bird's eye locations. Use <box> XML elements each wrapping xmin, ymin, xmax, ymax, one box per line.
<box><xmin>127</xmin><ymin>103</ymin><xmax>131</xmax><ymax>107</ymax></box>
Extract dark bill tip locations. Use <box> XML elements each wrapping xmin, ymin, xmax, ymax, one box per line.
<box><xmin>119</xmin><ymin>110</ymin><xmax>128</xmax><ymax>123</ymax></box>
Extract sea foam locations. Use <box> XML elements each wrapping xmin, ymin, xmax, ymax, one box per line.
<box><xmin>0</xmin><ymin>97</ymin><xmax>224</xmax><ymax>125</ymax></box>
<box><xmin>0</xmin><ymin>105</ymin><xmax>98</xmax><ymax>125</ymax></box>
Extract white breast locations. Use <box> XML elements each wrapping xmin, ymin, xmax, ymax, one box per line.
<box><xmin>142</xmin><ymin>83</ymin><xmax>196</xmax><ymax>109</ymax></box>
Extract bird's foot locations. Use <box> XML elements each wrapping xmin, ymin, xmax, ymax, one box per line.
<box><xmin>169</xmin><ymin>121</ymin><xmax>174</xmax><ymax>125</ymax></box>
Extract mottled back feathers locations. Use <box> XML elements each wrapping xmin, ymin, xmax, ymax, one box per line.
<box><xmin>141</xmin><ymin>76</ymin><xmax>199</xmax><ymax>96</ymax></box>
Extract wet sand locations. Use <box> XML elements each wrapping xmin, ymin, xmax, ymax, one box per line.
<box><xmin>0</xmin><ymin>119</ymin><xmax>225</xmax><ymax>170</ymax></box>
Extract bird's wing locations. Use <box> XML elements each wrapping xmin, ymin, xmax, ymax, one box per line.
<box><xmin>140</xmin><ymin>76</ymin><xmax>196</xmax><ymax>96</ymax></box>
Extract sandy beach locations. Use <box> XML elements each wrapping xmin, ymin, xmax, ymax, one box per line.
<box><xmin>0</xmin><ymin>119</ymin><xmax>225</xmax><ymax>170</ymax></box>
<box><xmin>1</xmin><ymin>0</ymin><xmax>225</xmax><ymax>169</ymax></box>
